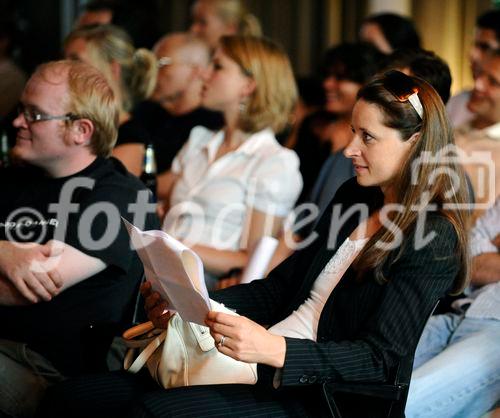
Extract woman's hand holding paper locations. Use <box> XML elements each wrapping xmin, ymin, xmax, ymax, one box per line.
<box><xmin>141</xmin><ymin>281</ymin><xmax>172</xmax><ymax>329</ymax></box>
<box><xmin>205</xmin><ymin>311</ymin><xmax>286</xmax><ymax>368</ymax></box>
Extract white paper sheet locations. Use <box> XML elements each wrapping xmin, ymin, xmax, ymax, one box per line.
<box><xmin>240</xmin><ymin>236</ymin><xmax>279</xmax><ymax>284</ymax></box>
<box><xmin>123</xmin><ymin>218</ymin><xmax>210</xmax><ymax>325</ymax></box>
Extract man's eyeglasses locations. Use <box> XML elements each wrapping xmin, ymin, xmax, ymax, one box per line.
<box><xmin>383</xmin><ymin>70</ymin><xmax>424</xmax><ymax>119</ymax></box>
<box><xmin>18</xmin><ymin>105</ymin><xmax>81</xmax><ymax>124</ymax></box>
<box><xmin>157</xmin><ymin>56</ymin><xmax>173</xmax><ymax>68</ymax></box>
<box><xmin>156</xmin><ymin>56</ymin><xmax>197</xmax><ymax>69</ymax></box>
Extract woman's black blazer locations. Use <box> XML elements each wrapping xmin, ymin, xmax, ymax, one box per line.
<box><xmin>212</xmin><ymin>177</ymin><xmax>460</xmax><ymax>417</ymax></box>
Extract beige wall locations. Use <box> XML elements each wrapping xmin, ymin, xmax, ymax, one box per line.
<box><xmin>413</xmin><ymin>0</ymin><xmax>469</xmax><ymax>94</ymax></box>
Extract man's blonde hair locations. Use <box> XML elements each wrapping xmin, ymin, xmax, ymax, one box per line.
<box><xmin>34</xmin><ymin>60</ymin><xmax>119</xmax><ymax>157</ymax></box>
<box><xmin>220</xmin><ymin>35</ymin><xmax>297</xmax><ymax>133</ymax></box>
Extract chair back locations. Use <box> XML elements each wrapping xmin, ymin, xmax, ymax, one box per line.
<box><xmin>324</xmin><ymin>299</ymin><xmax>440</xmax><ymax>418</ymax></box>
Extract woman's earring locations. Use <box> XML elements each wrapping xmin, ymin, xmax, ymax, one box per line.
<box><xmin>239</xmin><ymin>100</ymin><xmax>248</xmax><ymax>114</ymax></box>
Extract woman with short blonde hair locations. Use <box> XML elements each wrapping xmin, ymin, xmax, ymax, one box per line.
<box><xmin>219</xmin><ymin>35</ymin><xmax>296</xmax><ymax>134</ymax></box>
<box><xmin>158</xmin><ymin>35</ymin><xmax>301</xmax><ymax>289</ymax></box>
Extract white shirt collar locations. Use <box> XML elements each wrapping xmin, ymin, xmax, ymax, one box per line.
<box><xmin>202</xmin><ymin>128</ymin><xmax>276</xmax><ymax>161</ymax></box>
<box><xmin>204</xmin><ymin>130</ymin><xmax>224</xmax><ymax>163</ymax></box>
<box><xmin>237</xmin><ymin>128</ymin><xmax>276</xmax><ymax>155</ymax></box>
<box><xmin>484</xmin><ymin>122</ymin><xmax>500</xmax><ymax>140</ymax></box>
<box><xmin>456</xmin><ymin>121</ymin><xmax>500</xmax><ymax>141</ymax></box>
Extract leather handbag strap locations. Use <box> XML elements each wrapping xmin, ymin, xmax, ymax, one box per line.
<box><xmin>124</xmin><ymin>330</ymin><xmax>167</xmax><ymax>373</ymax></box>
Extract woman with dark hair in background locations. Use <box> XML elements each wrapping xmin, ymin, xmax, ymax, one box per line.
<box><xmin>360</xmin><ymin>12</ymin><xmax>421</xmax><ymax>54</ymax></box>
<box><xmin>293</xmin><ymin>42</ymin><xmax>382</xmax><ymax>205</ymax></box>
<box><xmin>382</xmin><ymin>48</ymin><xmax>452</xmax><ymax>104</ymax></box>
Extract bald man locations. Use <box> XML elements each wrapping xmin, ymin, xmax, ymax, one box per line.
<box><xmin>132</xmin><ymin>32</ymin><xmax>222</xmax><ymax>174</ymax></box>
<box><xmin>152</xmin><ymin>33</ymin><xmax>210</xmax><ymax>115</ymax></box>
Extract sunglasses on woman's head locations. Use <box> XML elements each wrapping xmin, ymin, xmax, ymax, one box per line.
<box><xmin>383</xmin><ymin>70</ymin><xmax>423</xmax><ymax>119</ymax></box>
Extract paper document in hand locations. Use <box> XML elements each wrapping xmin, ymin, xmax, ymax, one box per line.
<box><xmin>123</xmin><ymin>218</ymin><xmax>210</xmax><ymax>325</ymax></box>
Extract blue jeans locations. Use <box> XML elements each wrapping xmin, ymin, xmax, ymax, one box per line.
<box><xmin>406</xmin><ymin>314</ymin><xmax>500</xmax><ymax>418</ymax></box>
<box><xmin>0</xmin><ymin>339</ymin><xmax>64</xmax><ymax>418</ymax></box>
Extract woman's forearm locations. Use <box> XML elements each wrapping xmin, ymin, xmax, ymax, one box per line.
<box><xmin>191</xmin><ymin>244</ymin><xmax>248</xmax><ymax>276</ymax></box>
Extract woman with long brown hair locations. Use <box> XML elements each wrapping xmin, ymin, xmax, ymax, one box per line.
<box><xmin>41</xmin><ymin>71</ymin><xmax>470</xmax><ymax>418</ymax></box>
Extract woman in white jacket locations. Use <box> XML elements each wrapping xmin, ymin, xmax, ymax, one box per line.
<box><xmin>157</xmin><ymin>35</ymin><xmax>302</xmax><ymax>289</ymax></box>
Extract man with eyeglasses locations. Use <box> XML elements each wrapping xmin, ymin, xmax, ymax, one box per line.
<box><xmin>447</xmin><ymin>9</ymin><xmax>500</xmax><ymax>127</ymax></box>
<box><xmin>0</xmin><ymin>60</ymin><xmax>158</xmax><ymax>417</ymax></box>
<box><xmin>132</xmin><ymin>32</ymin><xmax>223</xmax><ymax>181</ymax></box>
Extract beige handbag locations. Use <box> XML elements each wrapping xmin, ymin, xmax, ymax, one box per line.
<box><xmin>123</xmin><ymin>300</ymin><xmax>258</xmax><ymax>388</ymax></box>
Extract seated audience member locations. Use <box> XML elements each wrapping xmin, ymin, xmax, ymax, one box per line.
<box><xmin>190</xmin><ymin>0</ymin><xmax>261</xmax><ymax>50</ymax></box>
<box><xmin>268</xmin><ymin>44</ymin><xmax>381</xmax><ymax>267</ymax></box>
<box><xmin>455</xmin><ymin>50</ymin><xmax>500</xmax><ymax>214</ymax></box>
<box><xmin>0</xmin><ymin>60</ymin><xmax>158</xmax><ymax>418</ymax></box>
<box><xmin>268</xmin><ymin>47</ymin><xmax>454</xmax><ymax>274</ymax></box>
<box><xmin>132</xmin><ymin>33</ymin><xmax>223</xmax><ymax>175</ymax></box>
<box><xmin>383</xmin><ymin>48</ymin><xmax>452</xmax><ymax>104</ymax></box>
<box><xmin>41</xmin><ymin>70</ymin><xmax>470</xmax><ymax>418</ymax></box>
<box><xmin>64</xmin><ymin>24</ymin><xmax>158</xmax><ymax>176</ymax></box>
<box><xmin>158</xmin><ymin>35</ymin><xmax>302</xmax><ymax>289</ymax></box>
<box><xmin>406</xmin><ymin>197</ymin><xmax>500</xmax><ymax>418</ymax></box>
<box><xmin>447</xmin><ymin>10</ymin><xmax>500</xmax><ymax>127</ymax></box>
<box><xmin>360</xmin><ymin>12</ymin><xmax>421</xmax><ymax>55</ymax></box>
<box><xmin>266</xmin><ymin>44</ymin><xmax>381</xmax><ymax>271</ymax></box>
<box><xmin>294</xmin><ymin>42</ymin><xmax>382</xmax><ymax>204</ymax></box>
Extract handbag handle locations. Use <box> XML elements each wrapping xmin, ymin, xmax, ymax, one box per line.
<box><xmin>124</xmin><ymin>330</ymin><xmax>167</xmax><ymax>373</ymax></box>
<box><xmin>123</xmin><ymin>321</ymin><xmax>156</xmax><ymax>340</ymax></box>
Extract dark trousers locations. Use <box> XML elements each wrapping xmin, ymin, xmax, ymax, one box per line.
<box><xmin>38</xmin><ymin>371</ymin><xmax>326</xmax><ymax>418</ymax></box>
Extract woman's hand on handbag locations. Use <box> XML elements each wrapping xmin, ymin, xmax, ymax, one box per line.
<box><xmin>140</xmin><ymin>281</ymin><xmax>172</xmax><ymax>329</ymax></box>
<box><xmin>205</xmin><ymin>311</ymin><xmax>286</xmax><ymax>368</ymax></box>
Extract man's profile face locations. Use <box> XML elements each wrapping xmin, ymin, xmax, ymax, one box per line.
<box><xmin>152</xmin><ymin>41</ymin><xmax>196</xmax><ymax>105</ymax></box>
<box><xmin>468</xmin><ymin>55</ymin><xmax>500</xmax><ymax>124</ymax></box>
<box><xmin>12</xmin><ymin>71</ymin><xmax>73</xmax><ymax>170</ymax></box>
<box><xmin>469</xmin><ymin>28</ymin><xmax>499</xmax><ymax>79</ymax></box>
